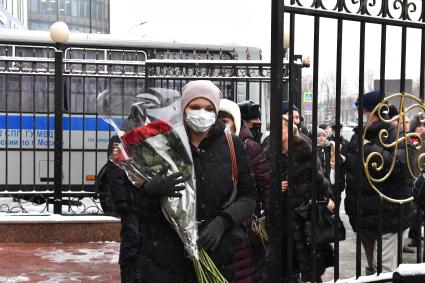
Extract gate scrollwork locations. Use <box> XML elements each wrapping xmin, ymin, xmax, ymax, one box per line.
<box><xmin>362</xmin><ymin>92</ymin><xmax>425</xmax><ymax>204</ymax></box>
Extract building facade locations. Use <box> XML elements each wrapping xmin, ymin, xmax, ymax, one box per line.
<box><xmin>28</xmin><ymin>0</ymin><xmax>109</xmax><ymax>33</ymax></box>
<box><xmin>0</xmin><ymin>0</ymin><xmax>27</xmax><ymax>29</ymax></box>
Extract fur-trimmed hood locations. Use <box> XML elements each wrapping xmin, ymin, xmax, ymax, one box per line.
<box><xmin>219</xmin><ymin>99</ymin><xmax>241</xmax><ymax>136</ymax></box>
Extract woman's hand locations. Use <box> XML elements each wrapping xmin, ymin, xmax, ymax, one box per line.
<box><xmin>198</xmin><ymin>216</ymin><xmax>227</xmax><ymax>251</ymax></box>
<box><xmin>281</xmin><ymin>181</ymin><xmax>288</xmax><ymax>192</ymax></box>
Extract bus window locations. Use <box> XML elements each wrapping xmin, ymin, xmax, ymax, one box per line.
<box><xmin>0</xmin><ymin>75</ymin><xmax>54</xmax><ymax>113</ymax></box>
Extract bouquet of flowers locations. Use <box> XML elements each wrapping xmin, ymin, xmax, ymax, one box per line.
<box><xmin>97</xmin><ymin>88</ymin><xmax>227</xmax><ymax>283</ymax></box>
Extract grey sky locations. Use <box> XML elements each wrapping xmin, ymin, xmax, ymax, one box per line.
<box><xmin>110</xmin><ymin>0</ymin><xmax>422</xmax><ymax>95</ymax></box>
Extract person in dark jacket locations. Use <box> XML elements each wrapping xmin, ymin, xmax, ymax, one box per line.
<box><xmin>280</xmin><ymin>115</ymin><xmax>334</xmax><ymax>282</ymax></box>
<box><xmin>219</xmin><ymin>99</ymin><xmax>270</xmax><ymax>212</ymax></box>
<box><xmin>344</xmin><ymin>91</ymin><xmax>415</xmax><ymax>274</ymax></box>
<box><xmin>138</xmin><ymin>80</ymin><xmax>257</xmax><ymax>282</ymax></box>
<box><xmin>238</xmin><ymin>100</ymin><xmax>263</xmax><ymax>144</ymax></box>
<box><xmin>107</xmin><ymin>135</ymin><xmax>144</xmax><ymax>283</ymax></box>
<box><xmin>219</xmin><ymin>98</ymin><xmax>270</xmax><ymax>282</ymax></box>
<box><xmin>282</xmin><ymin>101</ymin><xmax>310</xmax><ymax>137</ymax></box>
<box><xmin>262</xmin><ymin>102</ymin><xmax>312</xmax><ymax>161</ymax></box>
<box><xmin>405</xmin><ymin>112</ymin><xmax>425</xmax><ymax>249</ymax></box>
<box><xmin>317</xmin><ymin>127</ymin><xmax>332</xmax><ymax>180</ymax></box>
<box><xmin>328</xmin><ymin>124</ymin><xmax>349</xmax><ymax>155</ymax></box>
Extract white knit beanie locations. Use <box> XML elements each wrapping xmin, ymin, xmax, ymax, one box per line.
<box><xmin>317</xmin><ymin>127</ymin><xmax>328</xmax><ymax>137</ymax></box>
<box><xmin>219</xmin><ymin>99</ymin><xmax>241</xmax><ymax>136</ymax></box>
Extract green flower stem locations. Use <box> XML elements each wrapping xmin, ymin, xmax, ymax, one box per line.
<box><xmin>193</xmin><ymin>249</ymin><xmax>228</xmax><ymax>283</ymax></box>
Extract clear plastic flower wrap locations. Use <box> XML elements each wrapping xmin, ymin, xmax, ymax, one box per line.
<box><xmin>97</xmin><ymin>88</ymin><xmax>227</xmax><ymax>283</ymax></box>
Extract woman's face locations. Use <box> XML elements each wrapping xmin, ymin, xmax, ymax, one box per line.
<box><xmin>318</xmin><ymin>133</ymin><xmax>327</xmax><ymax>143</ymax></box>
<box><xmin>404</xmin><ymin>116</ymin><xmax>410</xmax><ymax>132</ymax></box>
<box><xmin>415</xmin><ymin>122</ymin><xmax>425</xmax><ymax>134</ymax></box>
<box><xmin>218</xmin><ymin>114</ymin><xmax>236</xmax><ymax>134</ymax></box>
<box><xmin>185</xmin><ymin>97</ymin><xmax>215</xmax><ymax>114</ymax></box>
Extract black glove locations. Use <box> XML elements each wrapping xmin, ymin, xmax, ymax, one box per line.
<box><xmin>142</xmin><ymin>172</ymin><xmax>186</xmax><ymax>198</ymax></box>
<box><xmin>198</xmin><ymin>216</ymin><xmax>229</xmax><ymax>251</ymax></box>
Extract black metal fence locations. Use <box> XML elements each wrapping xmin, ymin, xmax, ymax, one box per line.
<box><xmin>0</xmin><ymin>41</ymin><xmax>291</xmax><ymax>215</ymax></box>
<box><xmin>269</xmin><ymin>0</ymin><xmax>425</xmax><ymax>282</ymax></box>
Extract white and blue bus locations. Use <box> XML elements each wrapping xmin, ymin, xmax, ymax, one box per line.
<box><xmin>0</xmin><ymin>30</ymin><xmax>264</xmax><ymax>211</ymax></box>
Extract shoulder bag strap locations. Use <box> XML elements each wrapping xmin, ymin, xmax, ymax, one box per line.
<box><xmin>223</xmin><ymin>131</ymin><xmax>238</xmax><ymax>208</ymax></box>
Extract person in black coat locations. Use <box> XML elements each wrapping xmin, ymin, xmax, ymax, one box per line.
<box><xmin>280</xmin><ymin>115</ymin><xmax>334</xmax><ymax>282</ymax></box>
<box><xmin>138</xmin><ymin>80</ymin><xmax>257</xmax><ymax>283</ymax></box>
<box><xmin>107</xmin><ymin>135</ymin><xmax>144</xmax><ymax>283</ymax></box>
<box><xmin>219</xmin><ymin>98</ymin><xmax>269</xmax><ymax>283</ymax></box>
<box><xmin>317</xmin><ymin>127</ymin><xmax>332</xmax><ymax>180</ymax></box>
<box><xmin>344</xmin><ymin>91</ymin><xmax>415</xmax><ymax>274</ymax></box>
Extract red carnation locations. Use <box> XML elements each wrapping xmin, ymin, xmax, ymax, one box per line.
<box><xmin>121</xmin><ymin>120</ymin><xmax>173</xmax><ymax>145</ymax></box>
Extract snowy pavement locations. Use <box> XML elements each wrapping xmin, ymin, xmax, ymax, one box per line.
<box><xmin>0</xmin><ymin>242</ymin><xmax>120</xmax><ymax>282</ymax></box>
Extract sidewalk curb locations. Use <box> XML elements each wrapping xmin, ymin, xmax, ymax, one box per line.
<box><xmin>0</xmin><ymin>215</ymin><xmax>121</xmax><ymax>243</ymax></box>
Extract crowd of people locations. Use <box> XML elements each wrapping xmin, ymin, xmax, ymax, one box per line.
<box><xmin>106</xmin><ymin>81</ymin><xmax>420</xmax><ymax>283</ymax></box>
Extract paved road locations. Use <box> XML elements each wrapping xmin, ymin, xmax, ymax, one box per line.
<box><xmin>322</xmin><ymin>193</ymin><xmax>420</xmax><ymax>281</ymax></box>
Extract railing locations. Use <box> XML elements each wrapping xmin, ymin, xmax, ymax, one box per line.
<box><xmin>269</xmin><ymin>0</ymin><xmax>425</xmax><ymax>281</ymax></box>
<box><xmin>0</xmin><ymin>42</ymin><xmax>298</xmax><ymax>216</ymax></box>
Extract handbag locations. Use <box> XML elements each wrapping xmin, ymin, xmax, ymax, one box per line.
<box><xmin>224</xmin><ymin>131</ymin><xmax>269</xmax><ymax>247</ymax></box>
<box><xmin>412</xmin><ymin>167</ymin><xmax>425</xmax><ymax>210</ymax></box>
<box><xmin>250</xmin><ymin>214</ymin><xmax>268</xmax><ymax>247</ymax></box>
<box><xmin>296</xmin><ymin>200</ymin><xmax>346</xmax><ymax>245</ymax></box>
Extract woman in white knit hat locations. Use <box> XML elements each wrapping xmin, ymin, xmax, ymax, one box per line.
<box><xmin>218</xmin><ymin>98</ymin><xmax>270</xmax><ymax>282</ymax></box>
<box><xmin>138</xmin><ymin>81</ymin><xmax>257</xmax><ymax>283</ymax></box>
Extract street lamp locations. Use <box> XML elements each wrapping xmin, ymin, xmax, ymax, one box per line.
<box><xmin>50</xmin><ymin>21</ymin><xmax>70</xmax><ymax>44</ymax></box>
<box><xmin>49</xmin><ymin>21</ymin><xmax>69</xmax><ymax>214</ymax></box>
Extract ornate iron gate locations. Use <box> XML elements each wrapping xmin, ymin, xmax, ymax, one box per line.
<box><xmin>269</xmin><ymin>0</ymin><xmax>425</xmax><ymax>281</ymax></box>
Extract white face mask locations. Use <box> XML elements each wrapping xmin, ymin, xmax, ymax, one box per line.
<box><xmin>185</xmin><ymin>109</ymin><xmax>216</xmax><ymax>133</ymax></box>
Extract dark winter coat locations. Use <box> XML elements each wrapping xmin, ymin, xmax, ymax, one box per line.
<box><xmin>281</xmin><ymin>136</ymin><xmax>332</xmax><ymax>282</ymax></box>
<box><xmin>239</xmin><ymin>122</ymin><xmax>270</xmax><ymax>211</ymax></box>
<box><xmin>139</xmin><ymin>122</ymin><xmax>257</xmax><ymax>283</ymax></box>
<box><xmin>262</xmin><ymin>132</ymin><xmax>311</xmax><ymax>162</ymax></box>
<box><xmin>328</xmin><ymin>135</ymin><xmax>349</xmax><ymax>156</ymax></box>
<box><xmin>106</xmin><ymin>136</ymin><xmax>144</xmax><ymax>281</ymax></box>
<box><xmin>344</xmin><ymin>121</ymin><xmax>415</xmax><ymax>233</ymax></box>
<box><xmin>107</xmin><ymin>136</ymin><xmax>141</xmax><ymax>205</ymax></box>
<box><xmin>317</xmin><ymin>140</ymin><xmax>332</xmax><ymax>180</ymax></box>
<box><xmin>234</xmin><ymin>122</ymin><xmax>270</xmax><ymax>283</ymax></box>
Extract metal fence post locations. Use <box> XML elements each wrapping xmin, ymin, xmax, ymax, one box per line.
<box><xmin>269</xmin><ymin>0</ymin><xmax>284</xmax><ymax>281</ymax></box>
<box><xmin>54</xmin><ymin>44</ymin><xmax>64</xmax><ymax>214</ymax></box>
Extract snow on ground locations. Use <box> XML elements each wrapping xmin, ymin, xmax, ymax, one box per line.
<box><xmin>39</xmin><ymin>272</ymin><xmax>100</xmax><ymax>283</ymax></box>
<box><xmin>0</xmin><ymin>214</ymin><xmax>119</xmax><ymax>223</ymax></box>
<box><xmin>329</xmin><ymin>272</ymin><xmax>393</xmax><ymax>283</ymax></box>
<box><xmin>37</xmin><ymin>273</ymin><xmax>100</xmax><ymax>283</ymax></box>
<box><xmin>396</xmin><ymin>263</ymin><xmax>425</xmax><ymax>276</ymax></box>
<box><xmin>1</xmin><ymin>272</ymin><xmax>104</xmax><ymax>283</ymax></box>
<box><xmin>0</xmin><ymin>276</ymin><xmax>30</xmax><ymax>283</ymax></box>
<box><xmin>35</xmin><ymin>243</ymin><xmax>119</xmax><ymax>264</ymax></box>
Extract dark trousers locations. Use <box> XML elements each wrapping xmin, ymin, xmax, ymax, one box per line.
<box><xmin>119</xmin><ymin>208</ymin><xmax>143</xmax><ymax>283</ymax></box>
